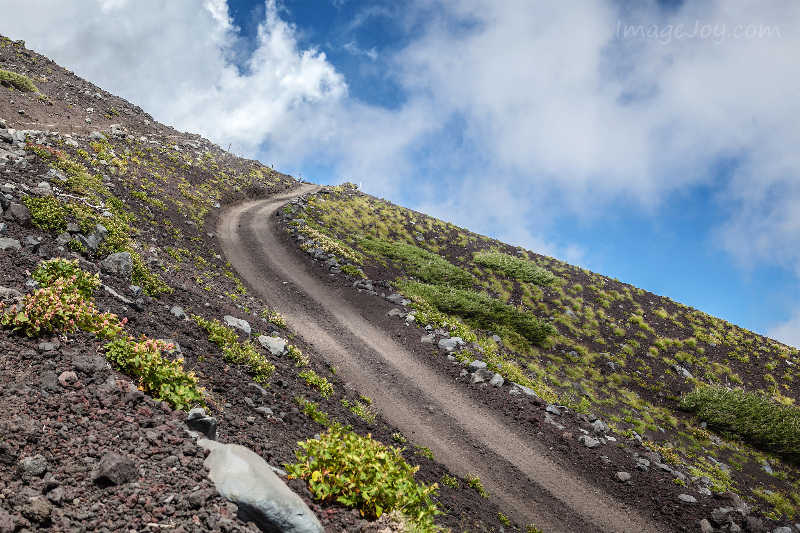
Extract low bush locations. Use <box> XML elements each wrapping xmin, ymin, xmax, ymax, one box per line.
<box><xmin>0</xmin><ymin>69</ymin><xmax>38</xmax><ymax>92</ymax></box>
<box><xmin>22</xmin><ymin>196</ymin><xmax>68</xmax><ymax>233</ymax></box>
<box><xmin>104</xmin><ymin>337</ymin><xmax>205</xmax><ymax>410</ymax></box>
<box><xmin>474</xmin><ymin>252</ymin><xmax>556</xmax><ymax>286</ymax></box>
<box><xmin>192</xmin><ymin>315</ymin><xmax>275</xmax><ymax>384</ymax></box>
<box><xmin>397</xmin><ymin>281</ymin><xmax>554</xmax><ymax>346</ymax></box>
<box><xmin>286</xmin><ymin>427</ymin><xmax>442</xmax><ymax>528</ymax></box>
<box><xmin>1</xmin><ymin>265</ymin><xmax>123</xmax><ymax>339</ymax></box>
<box><xmin>680</xmin><ymin>385</ymin><xmax>800</xmax><ymax>461</ymax></box>
<box><xmin>32</xmin><ymin>258</ymin><xmax>98</xmax><ymax>299</ymax></box>
<box><xmin>299</xmin><ymin>369</ymin><xmax>334</xmax><ymax>398</ymax></box>
<box><xmin>359</xmin><ymin>238</ymin><xmax>472</xmax><ymax>288</ymax></box>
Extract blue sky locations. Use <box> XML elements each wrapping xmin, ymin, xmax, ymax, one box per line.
<box><xmin>2</xmin><ymin>1</ymin><xmax>799</xmax><ymax>347</ymax></box>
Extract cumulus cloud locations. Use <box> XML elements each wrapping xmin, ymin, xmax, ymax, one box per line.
<box><xmin>0</xmin><ymin>0</ymin><xmax>347</xmax><ymax>155</ymax></box>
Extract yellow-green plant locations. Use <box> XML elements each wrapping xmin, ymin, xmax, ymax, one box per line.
<box><xmin>474</xmin><ymin>252</ymin><xmax>556</xmax><ymax>286</ymax></box>
<box><xmin>286</xmin><ymin>344</ymin><xmax>309</xmax><ymax>367</ymax></box>
<box><xmin>286</xmin><ymin>427</ymin><xmax>442</xmax><ymax>527</ymax></box>
<box><xmin>681</xmin><ymin>385</ymin><xmax>800</xmax><ymax>461</ymax></box>
<box><xmin>22</xmin><ymin>196</ymin><xmax>68</xmax><ymax>233</ymax></box>
<box><xmin>0</xmin><ymin>69</ymin><xmax>38</xmax><ymax>91</ymax></box>
<box><xmin>104</xmin><ymin>337</ymin><xmax>204</xmax><ymax>410</ymax></box>
<box><xmin>467</xmin><ymin>474</ymin><xmax>489</xmax><ymax>497</ymax></box>
<box><xmin>193</xmin><ymin>315</ymin><xmax>274</xmax><ymax>383</ymax></box>
<box><xmin>299</xmin><ymin>369</ymin><xmax>334</xmax><ymax>398</ymax></box>
<box><xmin>342</xmin><ymin>397</ymin><xmax>377</xmax><ymax>423</ymax></box>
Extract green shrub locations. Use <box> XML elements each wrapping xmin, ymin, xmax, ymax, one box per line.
<box><xmin>397</xmin><ymin>280</ymin><xmax>554</xmax><ymax>346</ymax></box>
<box><xmin>22</xmin><ymin>196</ymin><xmax>68</xmax><ymax>233</ymax></box>
<box><xmin>466</xmin><ymin>474</ymin><xmax>489</xmax><ymax>497</ymax></box>
<box><xmin>192</xmin><ymin>315</ymin><xmax>275</xmax><ymax>383</ymax></box>
<box><xmin>286</xmin><ymin>427</ymin><xmax>442</xmax><ymax>527</ymax></box>
<box><xmin>0</xmin><ymin>69</ymin><xmax>38</xmax><ymax>92</ymax></box>
<box><xmin>359</xmin><ymin>238</ymin><xmax>472</xmax><ymax>288</ymax></box>
<box><xmin>342</xmin><ymin>397</ymin><xmax>377</xmax><ymax>423</ymax></box>
<box><xmin>294</xmin><ymin>396</ymin><xmax>331</xmax><ymax>425</ymax></box>
<box><xmin>474</xmin><ymin>252</ymin><xmax>556</xmax><ymax>285</ymax></box>
<box><xmin>32</xmin><ymin>258</ymin><xmax>98</xmax><ymax>299</ymax></box>
<box><xmin>680</xmin><ymin>385</ymin><xmax>800</xmax><ymax>461</ymax></box>
<box><xmin>104</xmin><ymin>337</ymin><xmax>204</xmax><ymax>410</ymax></box>
<box><xmin>1</xmin><ymin>271</ymin><xmax>123</xmax><ymax>339</ymax></box>
<box><xmin>299</xmin><ymin>369</ymin><xmax>334</xmax><ymax>398</ymax></box>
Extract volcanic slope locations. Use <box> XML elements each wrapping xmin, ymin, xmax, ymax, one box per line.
<box><xmin>1</xmin><ymin>35</ymin><xmax>799</xmax><ymax>533</ymax></box>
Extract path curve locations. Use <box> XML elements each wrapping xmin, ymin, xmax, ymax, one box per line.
<box><xmin>219</xmin><ymin>187</ymin><xmax>662</xmax><ymax>533</ymax></box>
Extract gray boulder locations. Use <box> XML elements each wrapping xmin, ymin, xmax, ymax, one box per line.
<box><xmin>489</xmin><ymin>373</ymin><xmax>505</xmax><ymax>387</ymax></box>
<box><xmin>100</xmin><ymin>252</ymin><xmax>133</xmax><ymax>281</ymax></box>
<box><xmin>509</xmin><ymin>383</ymin><xmax>537</xmax><ymax>397</ymax></box>
<box><xmin>187</xmin><ymin>408</ymin><xmax>218</xmax><ymax>440</ymax></box>
<box><xmin>198</xmin><ymin>439</ymin><xmax>324</xmax><ymax>533</ymax></box>
<box><xmin>170</xmin><ymin>306</ymin><xmax>188</xmax><ymax>320</ymax></box>
<box><xmin>0</xmin><ymin>238</ymin><xmax>20</xmax><ymax>251</ymax></box>
<box><xmin>0</xmin><ymin>286</ymin><xmax>23</xmax><ymax>303</ymax></box>
<box><xmin>3</xmin><ymin>203</ymin><xmax>31</xmax><ymax>227</ymax></box>
<box><xmin>224</xmin><ymin>315</ymin><xmax>251</xmax><ymax>335</ymax></box>
<box><xmin>467</xmin><ymin>360</ymin><xmax>487</xmax><ymax>373</ymax></box>
<box><xmin>471</xmin><ymin>368</ymin><xmax>495</xmax><ymax>383</ymax></box>
<box><xmin>258</xmin><ymin>335</ymin><xmax>287</xmax><ymax>356</ymax></box>
<box><xmin>78</xmin><ymin>223</ymin><xmax>108</xmax><ymax>255</ymax></box>
<box><xmin>438</xmin><ymin>337</ymin><xmax>463</xmax><ymax>352</ymax></box>
<box><xmin>578</xmin><ymin>435</ymin><xmax>601</xmax><ymax>449</ymax></box>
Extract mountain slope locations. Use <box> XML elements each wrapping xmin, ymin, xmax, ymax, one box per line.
<box><xmin>0</xmin><ymin>35</ymin><xmax>799</xmax><ymax>533</ymax></box>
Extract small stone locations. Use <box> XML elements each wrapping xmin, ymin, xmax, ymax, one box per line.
<box><xmin>489</xmin><ymin>373</ymin><xmax>504</xmax><ymax>387</ymax></box>
<box><xmin>58</xmin><ymin>371</ymin><xmax>78</xmax><ymax>387</ymax></box>
<box><xmin>678</xmin><ymin>494</ymin><xmax>697</xmax><ymax>504</ymax></box>
<box><xmin>698</xmin><ymin>518</ymin><xmax>713</xmax><ymax>533</ymax></box>
<box><xmin>170</xmin><ymin>306</ymin><xmax>187</xmax><ymax>320</ymax></box>
<box><xmin>615</xmin><ymin>472</ymin><xmax>631</xmax><ymax>482</ymax></box>
<box><xmin>223</xmin><ymin>315</ymin><xmax>251</xmax><ymax>335</ymax></box>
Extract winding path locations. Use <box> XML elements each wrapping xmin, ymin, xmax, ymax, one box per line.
<box><xmin>218</xmin><ymin>186</ymin><xmax>662</xmax><ymax>533</ymax></box>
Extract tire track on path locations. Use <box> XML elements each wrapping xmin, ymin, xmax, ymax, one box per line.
<box><xmin>219</xmin><ymin>187</ymin><xmax>663</xmax><ymax>533</ymax></box>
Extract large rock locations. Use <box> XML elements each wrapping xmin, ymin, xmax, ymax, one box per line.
<box><xmin>438</xmin><ymin>337</ymin><xmax>463</xmax><ymax>352</ymax></box>
<box><xmin>100</xmin><ymin>252</ymin><xmax>133</xmax><ymax>281</ymax></box>
<box><xmin>198</xmin><ymin>439</ymin><xmax>324</xmax><ymax>533</ymax></box>
<box><xmin>258</xmin><ymin>335</ymin><xmax>287</xmax><ymax>356</ymax></box>
<box><xmin>3</xmin><ymin>203</ymin><xmax>31</xmax><ymax>227</ymax></box>
<box><xmin>0</xmin><ymin>286</ymin><xmax>23</xmax><ymax>303</ymax></box>
<box><xmin>78</xmin><ymin>223</ymin><xmax>108</xmax><ymax>255</ymax></box>
<box><xmin>224</xmin><ymin>315</ymin><xmax>251</xmax><ymax>335</ymax></box>
<box><xmin>91</xmin><ymin>452</ymin><xmax>138</xmax><ymax>486</ymax></box>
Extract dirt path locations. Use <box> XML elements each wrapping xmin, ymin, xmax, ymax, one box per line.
<box><xmin>219</xmin><ymin>187</ymin><xmax>663</xmax><ymax>533</ymax></box>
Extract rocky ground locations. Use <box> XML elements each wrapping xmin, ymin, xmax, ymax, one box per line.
<box><xmin>1</xmin><ymin>35</ymin><xmax>799</xmax><ymax>533</ymax></box>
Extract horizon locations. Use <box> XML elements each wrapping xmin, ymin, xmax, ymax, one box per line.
<box><xmin>1</xmin><ymin>0</ymin><xmax>798</xmax><ymax>347</ymax></box>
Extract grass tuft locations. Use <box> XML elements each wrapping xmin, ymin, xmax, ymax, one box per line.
<box><xmin>360</xmin><ymin>238</ymin><xmax>473</xmax><ymax>288</ymax></box>
<box><xmin>474</xmin><ymin>252</ymin><xmax>556</xmax><ymax>286</ymax></box>
<box><xmin>0</xmin><ymin>68</ymin><xmax>38</xmax><ymax>92</ymax></box>
<box><xmin>680</xmin><ymin>385</ymin><xmax>800</xmax><ymax>461</ymax></box>
<box><xmin>397</xmin><ymin>280</ymin><xmax>554</xmax><ymax>346</ymax></box>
